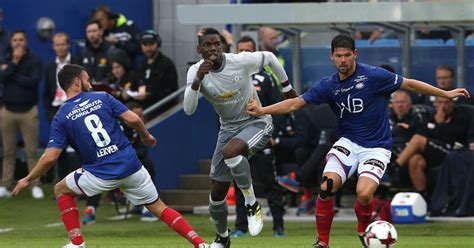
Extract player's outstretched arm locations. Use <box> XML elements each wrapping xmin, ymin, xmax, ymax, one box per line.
<box><xmin>247</xmin><ymin>96</ymin><xmax>306</xmax><ymax>116</ymax></box>
<box><xmin>12</xmin><ymin>148</ymin><xmax>62</xmax><ymax>196</ymax></box>
<box><xmin>401</xmin><ymin>78</ymin><xmax>470</xmax><ymax>99</ymax></box>
<box><xmin>120</xmin><ymin>110</ymin><xmax>157</xmax><ymax>147</ymax></box>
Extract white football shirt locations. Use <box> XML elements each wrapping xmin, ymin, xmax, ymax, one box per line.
<box><xmin>187</xmin><ymin>52</ymin><xmax>272</xmax><ymax>130</ymax></box>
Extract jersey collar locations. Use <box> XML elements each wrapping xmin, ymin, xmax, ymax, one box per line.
<box><xmin>66</xmin><ymin>92</ymin><xmax>84</xmax><ymax>103</ymax></box>
<box><xmin>334</xmin><ymin>63</ymin><xmax>359</xmax><ymax>84</ymax></box>
<box><xmin>211</xmin><ymin>54</ymin><xmax>226</xmax><ymax>73</ymax></box>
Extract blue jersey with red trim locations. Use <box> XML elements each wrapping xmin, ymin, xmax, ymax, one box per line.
<box><xmin>47</xmin><ymin>91</ymin><xmax>142</xmax><ymax>180</ymax></box>
<box><xmin>303</xmin><ymin>63</ymin><xmax>403</xmax><ymax>149</ymax></box>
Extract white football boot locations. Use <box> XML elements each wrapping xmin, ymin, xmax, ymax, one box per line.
<box><xmin>246</xmin><ymin>201</ymin><xmax>263</xmax><ymax>236</ymax></box>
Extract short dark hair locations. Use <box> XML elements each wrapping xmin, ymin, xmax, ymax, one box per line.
<box><xmin>198</xmin><ymin>27</ymin><xmax>220</xmax><ymax>44</ymax></box>
<box><xmin>237</xmin><ymin>36</ymin><xmax>256</xmax><ymax>51</ymax></box>
<box><xmin>52</xmin><ymin>32</ymin><xmax>70</xmax><ymax>43</ymax></box>
<box><xmin>331</xmin><ymin>34</ymin><xmax>355</xmax><ymax>53</ymax></box>
<box><xmin>58</xmin><ymin>64</ymin><xmax>86</xmax><ymax>91</ymax></box>
<box><xmin>436</xmin><ymin>64</ymin><xmax>455</xmax><ymax>77</ymax></box>
<box><xmin>85</xmin><ymin>19</ymin><xmax>102</xmax><ymax>30</ymax></box>
<box><xmin>379</xmin><ymin>64</ymin><xmax>395</xmax><ymax>73</ymax></box>
<box><xmin>11</xmin><ymin>29</ymin><xmax>27</xmax><ymax>40</ymax></box>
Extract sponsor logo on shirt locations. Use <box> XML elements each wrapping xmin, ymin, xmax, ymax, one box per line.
<box><xmin>232</xmin><ymin>75</ymin><xmax>242</xmax><ymax>83</ymax></box>
<box><xmin>354</xmin><ymin>75</ymin><xmax>368</xmax><ymax>83</ymax></box>
<box><xmin>215</xmin><ymin>89</ymin><xmax>239</xmax><ymax>101</ymax></box>
<box><xmin>333</xmin><ymin>86</ymin><xmax>354</xmax><ymax>96</ymax></box>
<box><xmin>335</xmin><ymin>94</ymin><xmax>364</xmax><ymax>118</ymax></box>
<box><xmin>355</xmin><ymin>82</ymin><xmax>365</xmax><ymax>89</ymax></box>
<box><xmin>67</xmin><ymin>99</ymin><xmax>103</xmax><ymax>120</ymax></box>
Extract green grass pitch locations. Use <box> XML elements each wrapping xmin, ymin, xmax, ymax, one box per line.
<box><xmin>1</xmin><ymin>186</ymin><xmax>473</xmax><ymax>247</ymax></box>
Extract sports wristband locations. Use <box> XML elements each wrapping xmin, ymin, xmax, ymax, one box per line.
<box><xmin>281</xmin><ymin>81</ymin><xmax>293</xmax><ymax>93</ymax></box>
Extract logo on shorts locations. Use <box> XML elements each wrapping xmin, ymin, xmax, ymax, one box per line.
<box><xmin>333</xmin><ymin>145</ymin><xmax>350</xmax><ymax>156</ymax></box>
<box><xmin>364</xmin><ymin>159</ymin><xmax>385</xmax><ymax>170</ymax></box>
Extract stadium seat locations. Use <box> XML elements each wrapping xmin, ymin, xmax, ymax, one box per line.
<box><xmin>372</xmin><ymin>39</ymin><xmax>400</xmax><ymax>47</ymax></box>
<box><xmin>444</xmin><ymin>38</ymin><xmax>474</xmax><ymax>46</ymax></box>
<box><xmin>445</xmin><ymin>38</ymin><xmax>455</xmax><ymax>45</ymax></box>
<box><xmin>355</xmin><ymin>39</ymin><xmax>370</xmax><ymax>47</ymax></box>
<box><xmin>466</xmin><ymin>38</ymin><xmax>474</xmax><ymax>46</ymax></box>
<box><xmin>414</xmin><ymin>39</ymin><xmax>444</xmax><ymax>46</ymax></box>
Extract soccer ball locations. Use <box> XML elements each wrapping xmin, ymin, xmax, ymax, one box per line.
<box><xmin>363</xmin><ymin>220</ymin><xmax>398</xmax><ymax>247</ymax></box>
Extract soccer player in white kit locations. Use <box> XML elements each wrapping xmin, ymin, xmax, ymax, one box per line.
<box><xmin>246</xmin><ymin>34</ymin><xmax>469</xmax><ymax>248</ymax></box>
<box><xmin>184</xmin><ymin>28</ymin><xmax>296</xmax><ymax>248</ymax></box>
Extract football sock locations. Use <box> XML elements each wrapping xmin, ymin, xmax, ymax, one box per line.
<box><xmin>355</xmin><ymin>200</ymin><xmax>373</xmax><ymax>235</ymax></box>
<box><xmin>225</xmin><ymin>155</ymin><xmax>256</xmax><ymax>206</ymax></box>
<box><xmin>209</xmin><ymin>195</ymin><xmax>229</xmax><ymax>236</ymax></box>
<box><xmin>160</xmin><ymin>207</ymin><xmax>205</xmax><ymax>247</ymax></box>
<box><xmin>302</xmin><ymin>188</ymin><xmax>312</xmax><ymax>202</ymax></box>
<box><xmin>57</xmin><ymin>194</ymin><xmax>84</xmax><ymax>245</ymax></box>
<box><xmin>315</xmin><ymin>197</ymin><xmax>334</xmax><ymax>245</ymax></box>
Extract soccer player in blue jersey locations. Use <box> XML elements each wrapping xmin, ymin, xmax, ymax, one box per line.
<box><xmin>12</xmin><ymin>64</ymin><xmax>210</xmax><ymax>248</ymax></box>
<box><xmin>246</xmin><ymin>34</ymin><xmax>469</xmax><ymax>248</ymax></box>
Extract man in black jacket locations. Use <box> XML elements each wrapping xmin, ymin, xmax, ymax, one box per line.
<box><xmin>92</xmin><ymin>6</ymin><xmax>140</xmax><ymax>64</ymax></box>
<box><xmin>0</xmin><ymin>8</ymin><xmax>9</xmax><ymax>62</ymax></box>
<box><xmin>43</xmin><ymin>32</ymin><xmax>81</xmax><ymax>182</ymax></box>
<box><xmin>0</xmin><ymin>30</ymin><xmax>43</xmax><ymax>199</ymax></box>
<box><xmin>80</xmin><ymin>20</ymin><xmax>113</xmax><ymax>83</ymax></box>
<box><xmin>136</xmin><ymin>30</ymin><xmax>178</xmax><ymax>111</ymax></box>
<box><xmin>393</xmin><ymin>96</ymin><xmax>473</xmax><ymax>199</ymax></box>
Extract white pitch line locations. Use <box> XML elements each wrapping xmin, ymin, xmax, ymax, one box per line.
<box><xmin>0</xmin><ymin>228</ymin><xmax>13</xmax><ymax>233</ymax></box>
<box><xmin>45</xmin><ymin>222</ymin><xmax>63</xmax><ymax>228</ymax></box>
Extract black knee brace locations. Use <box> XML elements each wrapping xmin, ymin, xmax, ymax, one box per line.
<box><xmin>319</xmin><ymin>176</ymin><xmax>335</xmax><ymax>199</ymax></box>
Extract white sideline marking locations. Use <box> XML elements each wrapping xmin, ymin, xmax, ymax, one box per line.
<box><xmin>0</xmin><ymin>228</ymin><xmax>13</xmax><ymax>233</ymax></box>
<box><xmin>45</xmin><ymin>222</ymin><xmax>62</xmax><ymax>228</ymax></box>
<box><xmin>107</xmin><ymin>214</ymin><xmax>134</xmax><ymax>221</ymax></box>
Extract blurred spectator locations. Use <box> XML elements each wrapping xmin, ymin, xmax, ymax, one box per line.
<box><xmin>80</xmin><ymin>20</ymin><xmax>113</xmax><ymax>83</ymax></box>
<box><xmin>259</xmin><ymin>27</ymin><xmax>285</xmax><ymax>67</ymax></box>
<box><xmin>0</xmin><ymin>30</ymin><xmax>43</xmax><ymax>199</ymax></box>
<box><xmin>92</xmin><ymin>5</ymin><xmax>140</xmax><ymax>63</ymax></box>
<box><xmin>230</xmin><ymin>36</ymin><xmax>286</xmax><ymax>238</ymax></box>
<box><xmin>354</xmin><ymin>28</ymin><xmax>397</xmax><ymax>43</ymax></box>
<box><xmin>43</xmin><ymin>32</ymin><xmax>80</xmax><ymax>182</ymax></box>
<box><xmin>106</xmin><ymin>50</ymin><xmax>139</xmax><ymax>103</ymax></box>
<box><xmin>419</xmin><ymin>65</ymin><xmax>473</xmax><ymax>106</ymax></box>
<box><xmin>0</xmin><ymin>8</ymin><xmax>8</xmax><ymax>159</ymax></box>
<box><xmin>220</xmin><ymin>29</ymin><xmax>233</xmax><ymax>53</ymax></box>
<box><xmin>416</xmin><ymin>27</ymin><xmax>452</xmax><ymax>41</ymax></box>
<box><xmin>0</xmin><ymin>7</ymin><xmax>10</xmax><ymax>61</ymax></box>
<box><xmin>388</xmin><ymin>90</ymin><xmax>427</xmax><ymax>187</ymax></box>
<box><xmin>393</xmin><ymin>97</ymin><xmax>473</xmax><ymax>200</ymax></box>
<box><xmin>430</xmin><ymin>148</ymin><xmax>474</xmax><ymax>217</ymax></box>
<box><xmin>136</xmin><ymin>30</ymin><xmax>178</xmax><ymax>111</ymax></box>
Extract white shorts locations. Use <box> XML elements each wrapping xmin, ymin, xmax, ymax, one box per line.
<box><xmin>324</xmin><ymin>137</ymin><xmax>391</xmax><ymax>184</ymax></box>
<box><xmin>65</xmin><ymin>166</ymin><xmax>159</xmax><ymax>206</ymax></box>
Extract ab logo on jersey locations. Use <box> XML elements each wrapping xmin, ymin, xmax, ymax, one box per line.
<box><xmin>335</xmin><ymin>94</ymin><xmax>364</xmax><ymax>118</ymax></box>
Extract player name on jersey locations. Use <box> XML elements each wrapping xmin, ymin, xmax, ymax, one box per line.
<box><xmin>97</xmin><ymin>144</ymin><xmax>119</xmax><ymax>158</ymax></box>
